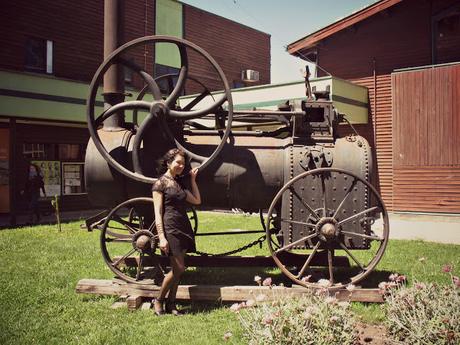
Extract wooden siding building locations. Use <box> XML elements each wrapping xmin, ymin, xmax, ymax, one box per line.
<box><xmin>288</xmin><ymin>0</ymin><xmax>460</xmax><ymax>214</ymax></box>
<box><xmin>0</xmin><ymin>0</ymin><xmax>270</xmax><ymax>222</ymax></box>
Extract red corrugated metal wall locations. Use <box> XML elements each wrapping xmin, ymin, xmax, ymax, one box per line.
<box><xmin>392</xmin><ymin>63</ymin><xmax>460</xmax><ymax>212</ymax></box>
<box><xmin>348</xmin><ymin>75</ymin><xmax>394</xmax><ymax>210</ymax></box>
<box><xmin>294</xmin><ymin>0</ymin><xmax>460</xmax><ymax>212</ymax></box>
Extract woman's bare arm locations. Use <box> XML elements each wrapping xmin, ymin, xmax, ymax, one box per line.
<box><xmin>152</xmin><ymin>191</ymin><xmax>169</xmax><ymax>254</ymax></box>
<box><xmin>185</xmin><ymin>168</ymin><xmax>201</xmax><ymax>205</ymax></box>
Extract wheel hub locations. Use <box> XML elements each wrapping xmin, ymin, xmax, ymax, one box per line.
<box><xmin>315</xmin><ymin>217</ymin><xmax>339</xmax><ymax>242</ymax></box>
<box><xmin>132</xmin><ymin>230</ymin><xmax>156</xmax><ymax>252</ymax></box>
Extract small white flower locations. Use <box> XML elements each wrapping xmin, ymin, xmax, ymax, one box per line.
<box><xmin>317</xmin><ymin>279</ymin><xmax>332</xmax><ymax>287</ymax></box>
<box><xmin>378</xmin><ymin>282</ymin><xmax>388</xmax><ymax>290</ymax></box>
<box><xmin>338</xmin><ymin>301</ymin><xmax>350</xmax><ymax>308</ymax></box>
<box><xmin>389</xmin><ymin>273</ymin><xmax>399</xmax><ymax>281</ymax></box>
<box><xmin>346</xmin><ymin>284</ymin><xmax>356</xmax><ymax>292</ymax></box>
<box><xmin>230</xmin><ymin>303</ymin><xmax>241</xmax><ymax>312</ymax></box>
<box><xmin>301</xmin><ymin>275</ymin><xmax>312</xmax><ymax>283</ymax></box>
<box><xmin>245</xmin><ymin>299</ymin><xmax>255</xmax><ymax>308</ymax></box>
<box><xmin>254</xmin><ymin>275</ymin><xmax>262</xmax><ymax>285</ymax></box>
<box><xmin>262</xmin><ymin>277</ymin><xmax>272</xmax><ymax>286</ymax></box>
<box><xmin>329</xmin><ymin>315</ymin><xmax>339</xmax><ymax>323</ymax></box>
<box><xmin>262</xmin><ymin>314</ymin><xmax>273</xmax><ymax>325</ymax></box>
<box><xmin>415</xmin><ymin>282</ymin><xmax>426</xmax><ymax>290</ymax></box>
<box><xmin>325</xmin><ymin>296</ymin><xmax>337</xmax><ymax>304</ymax></box>
<box><xmin>304</xmin><ymin>305</ymin><xmax>319</xmax><ymax>315</ymax></box>
<box><xmin>223</xmin><ymin>332</ymin><xmax>232</xmax><ymax>341</ymax></box>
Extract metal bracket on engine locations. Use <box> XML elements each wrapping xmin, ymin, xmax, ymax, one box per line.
<box><xmin>300</xmin><ymin>145</ymin><xmax>333</xmax><ymax>170</ymax></box>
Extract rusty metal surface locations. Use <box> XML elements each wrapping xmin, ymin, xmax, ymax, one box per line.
<box><xmin>102</xmin><ymin>0</ymin><xmax>125</xmax><ymax>131</ymax></box>
<box><xmin>85</xmin><ymin>129</ymin><xmax>132</xmax><ymax>207</ymax></box>
<box><xmin>86</xmin><ymin>34</ymin><xmax>390</xmax><ymax>289</ymax></box>
<box><xmin>266</xmin><ymin>167</ymin><xmax>389</xmax><ymax>289</ymax></box>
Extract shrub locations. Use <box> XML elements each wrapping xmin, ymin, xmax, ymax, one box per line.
<box><xmin>384</xmin><ymin>280</ymin><xmax>460</xmax><ymax>344</ymax></box>
<box><xmin>236</xmin><ymin>289</ymin><xmax>358</xmax><ymax>345</ymax></box>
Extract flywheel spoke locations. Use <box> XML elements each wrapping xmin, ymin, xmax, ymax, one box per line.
<box><xmin>183</xmin><ymin>90</ymin><xmax>211</xmax><ymax>111</ymax></box>
<box><xmin>339</xmin><ymin>242</ymin><xmax>365</xmax><ymax>271</ymax></box>
<box><xmin>105</xmin><ymin>236</ymin><xmax>132</xmax><ymax>243</ymax></box>
<box><xmin>337</xmin><ymin>206</ymin><xmax>379</xmax><ymax>226</ymax></box>
<box><xmin>136</xmin><ymin>254</ymin><xmax>144</xmax><ymax>281</ymax></box>
<box><xmin>328</xmin><ymin>249</ymin><xmax>334</xmax><ymax>284</ymax></box>
<box><xmin>275</xmin><ymin>233</ymin><xmax>317</xmax><ymax>254</ymax></box>
<box><xmin>296</xmin><ymin>241</ymin><xmax>321</xmax><ymax>278</ymax></box>
<box><xmin>341</xmin><ymin>230</ymin><xmax>384</xmax><ymax>242</ymax></box>
<box><xmin>321</xmin><ymin>174</ymin><xmax>327</xmax><ymax>217</ymax></box>
<box><xmin>112</xmin><ymin>248</ymin><xmax>137</xmax><ymax>268</ymax></box>
<box><xmin>332</xmin><ymin>178</ymin><xmax>357</xmax><ymax>219</ymax></box>
<box><xmin>289</xmin><ymin>187</ymin><xmax>320</xmax><ymax>220</ymax></box>
<box><xmin>112</xmin><ymin>215</ymin><xmax>141</xmax><ymax>234</ymax></box>
<box><xmin>95</xmin><ymin>100</ymin><xmax>151</xmax><ymax>127</ymax></box>
<box><xmin>281</xmin><ymin>218</ymin><xmax>317</xmax><ymax>228</ymax></box>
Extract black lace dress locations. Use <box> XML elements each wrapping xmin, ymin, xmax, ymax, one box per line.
<box><xmin>152</xmin><ymin>175</ymin><xmax>196</xmax><ymax>256</ymax></box>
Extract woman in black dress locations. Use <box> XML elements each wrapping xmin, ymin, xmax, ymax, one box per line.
<box><xmin>152</xmin><ymin>148</ymin><xmax>201</xmax><ymax>315</ymax></box>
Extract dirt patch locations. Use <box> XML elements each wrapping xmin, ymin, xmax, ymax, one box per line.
<box><xmin>356</xmin><ymin>322</ymin><xmax>391</xmax><ymax>345</ymax></box>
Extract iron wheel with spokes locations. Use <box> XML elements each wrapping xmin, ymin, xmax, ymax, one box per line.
<box><xmin>266</xmin><ymin>168</ymin><xmax>389</xmax><ymax>289</ymax></box>
<box><xmin>100</xmin><ymin>197</ymin><xmax>163</xmax><ymax>284</ymax></box>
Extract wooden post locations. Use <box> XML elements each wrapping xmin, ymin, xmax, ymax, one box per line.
<box><xmin>126</xmin><ymin>295</ymin><xmax>143</xmax><ymax>311</ymax></box>
<box><xmin>51</xmin><ymin>195</ymin><xmax>61</xmax><ymax>231</ymax></box>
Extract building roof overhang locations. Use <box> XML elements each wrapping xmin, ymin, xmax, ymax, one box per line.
<box><xmin>287</xmin><ymin>0</ymin><xmax>402</xmax><ymax>57</ymax></box>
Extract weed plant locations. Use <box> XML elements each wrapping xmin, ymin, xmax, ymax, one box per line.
<box><xmin>384</xmin><ymin>270</ymin><xmax>460</xmax><ymax>345</ymax></box>
<box><xmin>237</xmin><ymin>289</ymin><xmax>357</xmax><ymax>345</ymax></box>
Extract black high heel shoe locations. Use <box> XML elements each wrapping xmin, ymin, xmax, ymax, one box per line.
<box><xmin>153</xmin><ymin>298</ymin><xmax>165</xmax><ymax>316</ymax></box>
<box><xmin>165</xmin><ymin>300</ymin><xmax>183</xmax><ymax>316</ymax></box>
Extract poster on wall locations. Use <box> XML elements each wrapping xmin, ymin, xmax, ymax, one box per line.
<box><xmin>62</xmin><ymin>163</ymin><xmax>85</xmax><ymax>194</ymax></box>
<box><xmin>31</xmin><ymin>160</ymin><xmax>61</xmax><ymax>197</ymax></box>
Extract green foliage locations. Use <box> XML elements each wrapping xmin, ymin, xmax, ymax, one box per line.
<box><xmin>384</xmin><ymin>281</ymin><xmax>460</xmax><ymax>344</ymax></box>
<box><xmin>238</xmin><ymin>291</ymin><xmax>358</xmax><ymax>345</ymax></box>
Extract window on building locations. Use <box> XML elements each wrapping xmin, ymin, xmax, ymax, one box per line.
<box><xmin>25</xmin><ymin>37</ymin><xmax>53</xmax><ymax>74</ymax></box>
<box><xmin>232</xmin><ymin>80</ymin><xmax>245</xmax><ymax>89</ymax></box>
<box><xmin>154</xmin><ymin>63</ymin><xmax>180</xmax><ymax>95</ymax></box>
<box><xmin>58</xmin><ymin>144</ymin><xmax>84</xmax><ymax>161</ymax></box>
<box><xmin>23</xmin><ymin>143</ymin><xmax>53</xmax><ymax>159</ymax></box>
<box><xmin>62</xmin><ymin>162</ymin><xmax>86</xmax><ymax>195</ymax></box>
<box><xmin>433</xmin><ymin>2</ymin><xmax>460</xmax><ymax>64</ymax></box>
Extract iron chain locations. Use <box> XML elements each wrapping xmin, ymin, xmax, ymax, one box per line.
<box><xmin>192</xmin><ymin>235</ymin><xmax>266</xmax><ymax>257</ymax></box>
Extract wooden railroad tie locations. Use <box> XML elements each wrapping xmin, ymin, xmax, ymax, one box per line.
<box><xmin>76</xmin><ymin>278</ymin><xmax>384</xmax><ymax>310</ymax></box>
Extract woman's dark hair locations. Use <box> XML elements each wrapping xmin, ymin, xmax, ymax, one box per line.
<box><xmin>158</xmin><ymin>148</ymin><xmax>186</xmax><ymax>173</ymax></box>
<box><xmin>29</xmin><ymin>163</ymin><xmax>41</xmax><ymax>174</ymax></box>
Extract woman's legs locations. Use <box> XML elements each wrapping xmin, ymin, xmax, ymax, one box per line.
<box><xmin>154</xmin><ymin>251</ymin><xmax>186</xmax><ymax>314</ymax></box>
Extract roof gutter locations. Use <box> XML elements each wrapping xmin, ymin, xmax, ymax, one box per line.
<box><xmin>287</xmin><ymin>0</ymin><xmax>402</xmax><ymax>56</ymax></box>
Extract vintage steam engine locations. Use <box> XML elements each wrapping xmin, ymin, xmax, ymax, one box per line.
<box><xmin>85</xmin><ymin>36</ymin><xmax>389</xmax><ymax>289</ymax></box>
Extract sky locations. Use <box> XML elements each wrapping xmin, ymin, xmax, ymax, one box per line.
<box><xmin>180</xmin><ymin>0</ymin><xmax>379</xmax><ymax>83</ymax></box>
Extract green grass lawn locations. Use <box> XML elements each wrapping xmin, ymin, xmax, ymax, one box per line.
<box><xmin>0</xmin><ymin>212</ymin><xmax>458</xmax><ymax>344</ymax></box>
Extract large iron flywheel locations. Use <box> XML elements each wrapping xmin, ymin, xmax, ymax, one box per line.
<box><xmin>86</xmin><ymin>36</ymin><xmax>234</xmax><ymax>184</ymax></box>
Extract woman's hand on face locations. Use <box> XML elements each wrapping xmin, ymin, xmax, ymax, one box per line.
<box><xmin>189</xmin><ymin>167</ymin><xmax>199</xmax><ymax>180</ymax></box>
<box><xmin>159</xmin><ymin>237</ymin><xmax>169</xmax><ymax>255</ymax></box>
